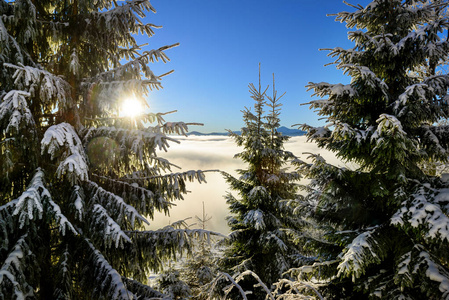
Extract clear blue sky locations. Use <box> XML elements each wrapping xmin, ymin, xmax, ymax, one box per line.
<box><xmin>139</xmin><ymin>1</ymin><xmax>367</xmax><ymax>133</ymax></box>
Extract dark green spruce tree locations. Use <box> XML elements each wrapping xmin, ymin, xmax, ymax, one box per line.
<box><xmin>298</xmin><ymin>1</ymin><xmax>449</xmax><ymax>299</ymax></box>
<box><xmin>0</xmin><ymin>0</ymin><xmax>212</xmax><ymax>299</ymax></box>
<box><xmin>221</xmin><ymin>71</ymin><xmax>309</xmax><ymax>297</ymax></box>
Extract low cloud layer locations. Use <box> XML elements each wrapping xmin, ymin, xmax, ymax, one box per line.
<box><xmin>149</xmin><ymin>136</ymin><xmax>345</xmax><ymax>234</ymax></box>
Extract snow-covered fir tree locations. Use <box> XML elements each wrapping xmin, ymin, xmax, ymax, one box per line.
<box><xmin>0</xmin><ymin>0</ymin><xmax>214</xmax><ymax>298</ymax></box>
<box><xmin>420</xmin><ymin>118</ymin><xmax>449</xmax><ymax>176</ymax></box>
<box><xmin>220</xmin><ymin>70</ymin><xmax>308</xmax><ymax>298</ymax></box>
<box><xmin>298</xmin><ymin>0</ymin><xmax>449</xmax><ymax>298</ymax></box>
<box><xmin>181</xmin><ymin>203</ymin><xmax>221</xmax><ymax>300</ymax></box>
<box><xmin>156</xmin><ymin>267</ymin><xmax>191</xmax><ymax>300</ymax></box>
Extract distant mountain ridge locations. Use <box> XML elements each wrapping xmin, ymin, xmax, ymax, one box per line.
<box><xmin>187</xmin><ymin>126</ymin><xmax>306</xmax><ymax>137</ymax></box>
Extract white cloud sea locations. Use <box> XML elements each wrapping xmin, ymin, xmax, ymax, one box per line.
<box><xmin>149</xmin><ymin>135</ymin><xmax>346</xmax><ymax>234</ymax></box>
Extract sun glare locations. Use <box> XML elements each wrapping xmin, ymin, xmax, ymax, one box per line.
<box><xmin>120</xmin><ymin>97</ymin><xmax>144</xmax><ymax>118</ymax></box>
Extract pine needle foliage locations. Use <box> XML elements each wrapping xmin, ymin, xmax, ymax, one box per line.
<box><xmin>298</xmin><ymin>1</ymin><xmax>449</xmax><ymax>299</ymax></box>
<box><xmin>0</xmin><ymin>0</ymin><xmax>212</xmax><ymax>298</ymax></box>
<box><xmin>221</xmin><ymin>69</ymin><xmax>309</xmax><ymax>297</ymax></box>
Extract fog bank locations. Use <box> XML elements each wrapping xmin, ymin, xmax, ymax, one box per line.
<box><xmin>149</xmin><ymin>135</ymin><xmax>344</xmax><ymax>234</ymax></box>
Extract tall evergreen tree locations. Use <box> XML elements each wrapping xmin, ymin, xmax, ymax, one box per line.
<box><xmin>0</xmin><ymin>0</ymin><xmax>212</xmax><ymax>298</ymax></box>
<box><xmin>221</xmin><ymin>70</ymin><xmax>307</xmax><ymax>296</ymax></box>
<box><xmin>299</xmin><ymin>1</ymin><xmax>449</xmax><ymax>298</ymax></box>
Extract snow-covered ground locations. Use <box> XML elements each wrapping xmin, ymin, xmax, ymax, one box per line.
<box><xmin>150</xmin><ymin>135</ymin><xmax>345</xmax><ymax>234</ymax></box>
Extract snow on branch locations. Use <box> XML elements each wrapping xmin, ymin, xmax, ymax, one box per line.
<box><xmin>350</xmin><ymin>31</ymin><xmax>403</xmax><ymax>58</ymax></box>
<box><xmin>370</xmin><ymin>114</ymin><xmax>417</xmax><ymax>164</ymax></box>
<box><xmin>301</xmin><ymin>124</ymin><xmax>331</xmax><ymax>142</ymax></box>
<box><xmin>324</xmin><ymin>47</ymin><xmax>364</xmax><ymax>68</ymax></box>
<box><xmin>144</xmin><ymin>110</ymin><xmax>176</xmax><ymax>125</ymax></box>
<box><xmin>157</xmin><ymin>121</ymin><xmax>204</xmax><ymax>136</ymax></box>
<box><xmin>83</xmin><ymin>126</ymin><xmax>175</xmax><ymax>157</ymax></box>
<box><xmin>286</xmin><ymin>259</ymin><xmax>339</xmax><ymax>280</ymax></box>
<box><xmin>235</xmin><ymin>270</ymin><xmax>274</xmax><ymax>300</ymax></box>
<box><xmin>340</xmin><ymin>65</ymin><xmax>389</xmax><ymax>97</ymax></box>
<box><xmin>248</xmin><ymin>186</ymin><xmax>268</xmax><ymax>201</ymax></box>
<box><xmin>41</xmin><ymin>123</ymin><xmax>88</xmax><ymax>182</ymax></box>
<box><xmin>209</xmin><ymin>270</ymin><xmax>324</xmax><ymax>300</ymax></box>
<box><xmin>0</xmin><ymin>90</ymin><xmax>35</xmax><ymax>135</ymax></box>
<box><xmin>392</xmin><ymin>186</ymin><xmax>449</xmax><ymax>243</ymax></box>
<box><xmin>0</xmin><ymin>16</ymin><xmax>8</xmax><ymax>43</ymax></box>
<box><xmin>0</xmin><ymin>13</ymin><xmax>31</xmax><ymax>66</ymax></box>
<box><xmin>91</xmin><ymin>173</ymin><xmax>157</xmax><ymax>210</ymax></box>
<box><xmin>0</xmin><ymin>234</ymin><xmax>34</xmax><ymax>299</ymax></box>
<box><xmin>337</xmin><ymin>226</ymin><xmax>382</xmax><ymax>281</ymax></box>
<box><xmin>262</xmin><ymin>231</ymin><xmax>288</xmax><ymax>252</ymax></box>
<box><xmin>71</xmin><ymin>185</ymin><xmax>84</xmax><ymax>221</ymax></box>
<box><xmin>397</xmin><ymin>28</ymin><xmax>427</xmax><ymax>51</ymax></box>
<box><xmin>53</xmin><ymin>245</ymin><xmax>72</xmax><ymax>300</ymax></box>
<box><xmin>126</xmin><ymin>225</ymin><xmax>224</xmax><ymax>259</ymax></box>
<box><xmin>121</xmin><ymin>277</ymin><xmax>168</xmax><ymax>299</ymax></box>
<box><xmin>273</xmin><ymin>278</ymin><xmax>325</xmax><ymax>300</ymax></box>
<box><xmin>87</xmin><ymin>180</ymin><xmax>148</xmax><ymax>227</ymax></box>
<box><xmin>167</xmin><ymin>169</ymin><xmax>209</xmax><ymax>186</ymax></box>
<box><xmin>0</xmin><ymin>199</ymin><xmax>17</xmax><ymax>219</ymax></box>
<box><xmin>47</xmin><ymin>198</ymin><xmax>78</xmax><ymax>236</ymax></box>
<box><xmin>12</xmin><ymin>168</ymin><xmax>48</xmax><ymax>228</ymax></box>
<box><xmin>92</xmin><ymin>204</ymin><xmax>132</xmax><ymax>248</ymax></box>
<box><xmin>331</xmin><ymin>121</ymin><xmax>374</xmax><ymax>144</ymax></box>
<box><xmin>396</xmin><ymin>244</ymin><xmax>449</xmax><ymax>298</ymax></box>
<box><xmin>298</xmin><ymin>152</ymin><xmax>333</xmax><ymax>173</ymax></box>
<box><xmin>243</xmin><ymin>209</ymin><xmax>266</xmax><ymax>230</ymax></box>
<box><xmin>420</xmin><ymin>125</ymin><xmax>449</xmax><ymax>157</ymax></box>
<box><xmin>91</xmin><ymin>174</ymin><xmax>167</xmax><ymax>220</ymax></box>
<box><xmin>416</xmin><ymin>250</ymin><xmax>449</xmax><ymax>298</ymax></box>
<box><xmin>85</xmin><ymin>240</ymin><xmax>135</xmax><ymax>299</ymax></box>
<box><xmin>208</xmin><ymin>272</ymin><xmax>249</xmax><ymax>300</ymax></box>
<box><xmin>394</xmin><ymin>83</ymin><xmax>431</xmax><ymax>114</ymax></box>
<box><xmin>93</xmin><ymin>0</ymin><xmax>159</xmax><ymax>37</ymax></box>
<box><xmin>423</xmin><ymin>75</ymin><xmax>449</xmax><ymax>97</ymax></box>
<box><xmin>420</xmin><ymin>19</ymin><xmax>449</xmax><ymax>59</ymax></box>
<box><xmin>306</xmin><ymin>82</ymin><xmax>356</xmax><ymax>99</ymax></box>
<box><xmin>334</xmin><ymin>0</ymin><xmax>437</xmax><ymax>30</ymax></box>
<box><xmin>4</xmin><ymin>63</ymin><xmax>72</xmax><ymax>109</ymax></box>
<box><xmin>373</xmin><ymin>114</ymin><xmax>406</xmax><ymax>138</ymax></box>
<box><xmin>419</xmin><ymin>124</ymin><xmax>447</xmax><ymax>158</ymax></box>
<box><xmin>91</xmin><ymin>44</ymin><xmax>179</xmax><ymax>83</ymax></box>
<box><xmin>0</xmin><ymin>202</ymin><xmax>20</xmax><ymax>248</ymax></box>
<box><xmin>11</xmin><ymin>168</ymin><xmax>77</xmax><ymax>235</ymax></box>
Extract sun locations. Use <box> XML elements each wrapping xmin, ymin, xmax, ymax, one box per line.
<box><xmin>120</xmin><ymin>96</ymin><xmax>144</xmax><ymax>118</ymax></box>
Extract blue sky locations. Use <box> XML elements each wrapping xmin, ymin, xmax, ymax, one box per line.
<box><xmin>139</xmin><ymin>1</ymin><xmax>366</xmax><ymax>132</ymax></box>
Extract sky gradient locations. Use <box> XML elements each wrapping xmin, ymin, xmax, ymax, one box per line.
<box><xmin>138</xmin><ymin>1</ymin><xmax>369</xmax><ymax>132</ymax></box>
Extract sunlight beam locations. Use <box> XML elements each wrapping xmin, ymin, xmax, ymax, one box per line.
<box><xmin>120</xmin><ymin>96</ymin><xmax>145</xmax><ymax>118</ymax></box>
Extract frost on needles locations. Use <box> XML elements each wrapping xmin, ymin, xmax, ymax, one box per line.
<box><xmin>297</xmin><ymin>1</ymin><xmax>449</xmax><ymax>299</ymax></box>
<box><xmin>0</xmin><ymin>1</ymin><xmax>215</xmax><ymax>299</ymax></box>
